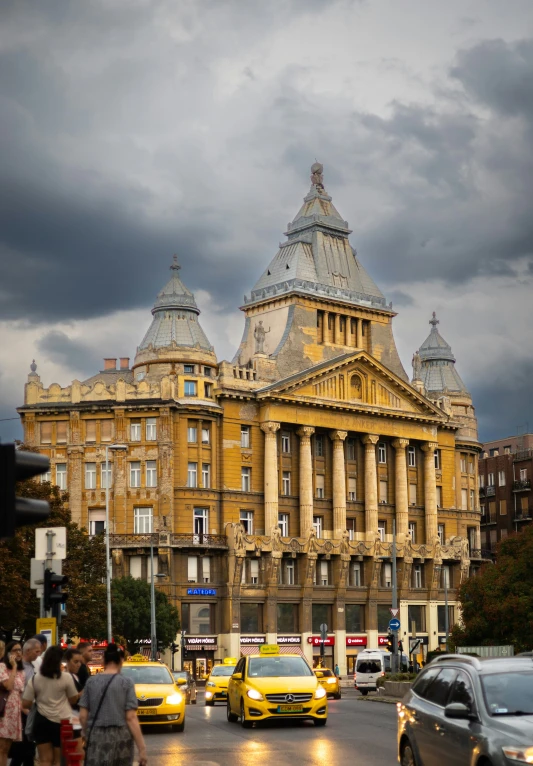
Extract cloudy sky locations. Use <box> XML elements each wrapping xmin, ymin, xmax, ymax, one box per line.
<box><xmin>1</xmin><ymin>0</ymin><xmax>532</xmax><ymax>443</ymax></box>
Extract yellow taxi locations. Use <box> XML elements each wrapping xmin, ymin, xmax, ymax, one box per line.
<box><xmin>314</xmin><ymin>667</ymin><xmax>342</xmax><ymax>699</ymax></box>
<box><xmin>121</xmin><ymin>655</ymin><xmax>186</xmax><ymax>732</ymax></box>
<box><xmin>226</xmin><ymin>645</ymin><xmax>327</xmax><ymax>728</ymax></box>
<box><xmin>205</xmin><ymin>658</ymin><xmax>237</xmax><ymax>706</ymax></box>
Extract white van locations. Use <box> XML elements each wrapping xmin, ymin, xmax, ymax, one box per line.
<box><xmin>354</xmin><ymin>650</ymin><xmax>385</xmax><ymax>695</ymax></box>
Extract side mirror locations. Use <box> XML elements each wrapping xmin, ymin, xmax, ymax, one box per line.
<box><xmin>315</xmin><ymin>671</ymin><xmax>325</xmax><ymax>678</ymax></box>
<box><xmin>444</xmin><ymin>702</ymin><xmax>471</xmax><ymax>720</ymax></box>
<box><xmin>176</xmin><ymin>678</ymin><xmax>187</xmax><ymax>686</ymax></box>
<box><xmin>232</xmin><ymin>672</ymin><xmax>243</xmax><ymax>681</ymax></box>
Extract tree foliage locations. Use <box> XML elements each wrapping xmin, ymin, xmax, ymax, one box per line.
<box><xmin>452</xmin><ymin>525</ymin><xmax>533</xmax><ymax>653</ymax></box>
<box><xmin>111</xmin><ymin>576</ymin><xmax>180</xmax><ymax>653</ymax></box>
<box><xmin>0</xmin><ymin>474</ymin><xmax>106</xmax><ymax>641</ymax></box>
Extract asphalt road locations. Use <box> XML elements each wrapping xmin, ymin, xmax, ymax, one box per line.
<box><xmin>138</xmin><ymin>690</ymin><xmax>398</xmax><ymax>766</ymax></box>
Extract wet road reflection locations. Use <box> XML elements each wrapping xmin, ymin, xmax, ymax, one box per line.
<box><xmin>138</xmin><ymin>693</ymin><xmax>397</xmax><ymax>766</ymax></box>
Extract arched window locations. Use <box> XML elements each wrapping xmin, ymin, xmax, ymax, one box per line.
<box><xmin>350</xmin><ymin>374</ymin><xmax>363</xmax><ymax>400</ymax></box>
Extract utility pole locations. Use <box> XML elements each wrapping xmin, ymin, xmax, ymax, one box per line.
<box><xmin>150</xmin><ymin>539</ymin><xmax>157</xmax><ymax>661</ymax></box>
<box><xmin>392</xmin><ymin>519</ymin><xmax>398</xmax><ymax>673</ymax></box>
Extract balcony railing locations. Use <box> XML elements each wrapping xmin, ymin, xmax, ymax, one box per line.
<box><xmin>109</xmin><ymin>533</ymin><xmax>228</xmax><ymax>549</ymax></box>
<box><xmin>470</xmin><ymin>548</ymin><xmax>494</xmax><ymax>561</ymax></box>
<box><xmin>170</xmin><ymin>533</ymin><xmax>228</xmax><ymax>548</ymax></box>
<box><xmin>513</xmin><ymin>479</ymin><xmax>531</xmax><ymax>492</ymax></box>
<box><xmin>485</xmin><ymin>486</ymin><xmax>496</xmax><ymax>497</ymax></box>
<box><xmin>478</xmin><ymin>487</ymin><xmax>486</xmax><ymax>496</ymax></box>
<box><xmin>514</xmin><ymin>514</ymin><xmax>532</xmax><ymax>522</ymax></box>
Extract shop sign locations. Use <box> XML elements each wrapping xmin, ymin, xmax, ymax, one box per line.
<box><xmin>186</xmin><ymin>588</ymin><xmax>217</xmax><ymax>596</ymax></box>
<box><xmin>346</xmin><ymin>636</ymin><xmax>367</xmax><ymax>647</ymax></box>
<box><xmin>184</xmin><ymin>636</ymin><xmax>217</xmax><ymax>651</ymax></box>
<box><xmin>240</xmin><ymin>635</ymin><xmax>266</xmax><ymax>645</ymax></box>
<box><xmin>378</xmin><ymin>636</ymin><xmax>388</xmax><ymax>646</ymax></box>
<box><xmin>277</xmin><ymin>636</ymin><xmax>302</xmax><ymax>645</ymax></box>
<box><xmin>307</xmin><ymin>636</ymin><xmax>335</xmax><ymax>646</ymax></box>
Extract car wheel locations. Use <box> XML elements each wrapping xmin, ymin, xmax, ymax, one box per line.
<box><xmin>173</xmin><ymin>720</ymin><xmax>185</xmax><ymax>733</ymax></box>
<box><xmin>334</xmin><ymin>692</ymin><xmax>342</xmax><ymax>700</ymax></box>
<box><xmin>226</xmin><ymin>701</ymin><xmax>238</xmax><ymax>723</ymax></box>
<box><xmin>360</xmin><ymin>689</ymin><xmax>368</xmax><ymax>696</ymax></box>
<box><xmin>400</xmin><ymin>739</ymin><xmax>417</xmax><ymax>766</ymax></box>
<box><xmin>313</xmin><ymin>718</ymin><xmax>327</xmax><ymax>727</ymax></box>
<box><xmin>240</xmin><ymin>699</ymin><xmax>253</xmax><ymax>729</ymax></box>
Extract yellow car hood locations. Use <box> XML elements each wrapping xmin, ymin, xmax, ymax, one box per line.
<box><xmin>247</xmin><ymin>677</ymin><xmax>319</xmax><ymax>694</ymax></box>
<box><xmin>210</xmin><ymin>676</ymin><xmax>231</xmax><ymax>688</ymax></box>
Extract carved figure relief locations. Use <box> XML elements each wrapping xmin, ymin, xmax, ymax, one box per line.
<box><xmin>412</xmin><ymin>350</ymin><xmax>422</xmax><ymax>380</ymax></box>
<box><xmin>350</xmin><ymin>374</ymin><xmax>362</xmax><ymax>400</ymax></box>
<box><xmin>254</xmin><ymin>320</ymin><xmax>270</xmax><ymax>354</ymax></box>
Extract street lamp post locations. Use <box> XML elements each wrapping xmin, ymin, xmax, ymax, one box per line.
<box><xmin>105</xmin><ymin>443</ymin><xmax>128</xmax><ymax>645</ymax></box>
<box><xmin>435</xmin><ymin>565</ymin><xmax>449</xmax><ymax>652</ymax></box>
<box><xmin>150</xmin><ymin>539</ymin><xmax>165</xmax><ymax>661</ymax></box>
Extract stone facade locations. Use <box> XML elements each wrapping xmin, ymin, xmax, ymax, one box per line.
<box><xmin>18</xmin><ymin>165</ymin><xmax>484</xmax><ymax>677</ymax></box>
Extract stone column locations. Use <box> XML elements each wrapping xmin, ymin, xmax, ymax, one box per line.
<box><xmin>334</xmin><ymin>313</ymin><xmax>342</xmax><ymax>345</ymax></box>
<box><xmin>330</xmin><ymin>430</ymin><xmax>348</xmax><ymax>538</ymax></box>
<box><xmin>356</xmin><ymin>318</ymin><xmax>364</xmax><ymax>349</ymax></box>
<box><xmin>261</xmin><ymin>422</ymin><xmax>281</xmax><ymax>533</ymax></box>
<box><xmin>392</xmin><ymin>438</ymin><xmax>409</xmax><ymax>539</ymax></box>
<box><xmin>422</xmin><ymin>442</ymin><xmax>439</xmax><ymax>544</ymax></box>
<box><xmin>362</xmin><ymin>434</ymin><xmax>380</xmax><ymax>537</ymax></box>
<box><xmin>297</xmin><ymin>427</ymin><xmax>315</xmax><ymax>537</ymax></box>
<box><xmin>323</xmin><ymin>311</ymin><xmax>330</xmax><ymax>343</ymax></box>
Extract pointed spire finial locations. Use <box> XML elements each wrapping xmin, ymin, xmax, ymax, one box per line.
<box><xmin>30</xmin><ymin>359</ymin><xmax>37</xmax><ymax>373</ymax></box>
<box><xmin>170</xmin><ymin>254</ymin><xmax>181</xmax><ymax>272</ymax></box>
<box><xmin>430</xmin><ymin>311</ymin><xmax>439</xmax><ymax>329</ymax></box>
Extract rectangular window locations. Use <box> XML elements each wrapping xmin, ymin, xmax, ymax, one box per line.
<box><xmin>240</xmin><ymin>510</ymin><xmax>253</xmax><ymax>534</ymax></box>
<box><xmin>187</xmin><ymin>424</ymin><xmax>197</xmax><ymax>443</ymax></box>
<box><xmin>409</xmin><ymin>484</ymin><xmax>417</xmax><ymax>506</ymax></box>
<box><xmin>468</xmin><ymin>458</ymin><xmax>475</xmax><ymax>474</ymax></box>
<box><xmin>204</xmin><ymin>382</ymin><xmax>212</xmax><ymax>398</ymax></box>
<box><xmin>315</xmin><ymin>474</ymin><xmax>325</xmax><ymax>499</ymax></box>
<box><xmin>347</xmin><ymin>438</ymin><xmax>356</xmax><ymax>460</ymax></box>
<box><xmin>241</xmin><ymin>467</ymin><xmax>251</xmax><ymax>492</ymax></box>
<box><xmin>101</xmin><ymin>419</ymin><xmax>113</xmax><ymax>442</ymax></box>
<box><xmin>313</xmin><ymin>516</ymin><xmax>323</xmax><ymax>537</ymax></box>
<box><xmin>345</xmin><ymin>604</ymin><xmax>364</xmax><ymax>632</ymax></box>
<box><xmin>182</xmin><ymin>603</ymin><xmax>212</xmax><ymax>635</ymax></box>
<box><xmin>184</xmin><ymin>364</ymin><xmax>194</xmax><ymax>373</ymax></box>
<box><xmin>86</xmin><ymin>420</ymin><xmax>97</xmax><ymax>443</ymax></box>
<box><xmin>40</xmin><ymin>422</ymin><xmax>52</xmax><ymax>444</ymax></box>
<box><xmin>319</xmin><ymin>560</ymin><xmax>329</xmax><ymax>586</ymax></box>
<box><xmin>377</xmin><ymin>521</ymin><xmax>386</xmax><ymax>541</ymax></box>
<box><xmin>129</xmin><ymin>461</ymin><xmax>141</xmax><ymax>488</ymax></box>
<box><xmin>521</xmin><ymin>496</ymin><xmax>529</xmax><ymax>512</ymax></box>
<box><xmin>188</xmin><ymin>556</ymin><xmax>197</xmax><ymax>583</ymax></box>
<box><xmin>315</xmin><ymin>434</ymin><xmax>324</xmax><ymax>457</ymax></box>
<box><xmin>351</xmin><ymin>563</ymin><xmax>361</xmax><ymax>587</ymax></box>
<box><xmin>249</xmin><ymin>559</ymin><xmax>259</xmax><ymax>585</ymax></box>
<box><xmin>146</xmin><ymin>418</ymin><xmax>157</xmax><ymax>441</ymax></box>
<box><xmin>101</xmin><ymin>463</ymin><xmax>112</xmax><ymax>489</ymax></box>
<box><xmin>413</xmin><ymin>565</ymin><xmax>422</xmax><ymax>589</ymax></box>
<box><xmin>56</xmin><ymin>463</ymin><xmax>67</xmax><ymax>490</ymax></box>
<box><xmin>379</xmin><ymin>480</ymin><xmax>388</xmax><ymax>504</ymax></box>
<box><xmin>520</xmin><ymin>468</ymin><xmax>528</xmax><ymax>481</ymax></box>
<box><xmin>129</xmin><ymin>556</ymin><xmax>142</xmax><ymax>579</ymax></box>
<box><xmin>202</xmin><ymin>557</ymin><xmax>211</xmax><ymax>583</ymax></box>
<box><xmin>438</xmin><ymin>605</ymin><xmax>454</xmax><ymax>633</ymax></box>
<box><xmin>146</xmin><ymin>460</ymin><xmax>157</xmax><ymax>488</ymax></box>
<box><xmin>377</xmin><ymin>605</ymin><xmax>391</xmax><ymax>632</ymax></box>
<box><xmin>488</xmin><ymin>472</ymin><xmax>495</xmax><ymax>486</ymax></box>
<box><xmin>282</xmin><ymin>471</ymin><xmax>291</xmax><ymax>496</ymax></box>
<box><xmin>488</xmin><ymin>501</ymin><xmax>496</xmax><ymax>522</ymax></box>
<box><xmin>408</xmin><ymin>446</ymin><xmax>416</xmax><ymax>467</ymax></box>
<box><xmin>382</xmin><ymin>563</ymin><xmax>392</xmax><ymax>588</ymax></box>
<box><xmin>204</xmin><ymin>367</ymin><xmax>211</xmax><ymax>377</ymax></box>
<box><xmin>184</xmin><ymin>380</ymin><xmax>197</xmax><ymax>396</ymax></box>
<box><xmin>85</xmin><ymin>462</ymin><xmax>97</xmax><ymax>489</ymax></box>
<box><xmin>89</xmin><ymin>509</ymin><xmax>105</xmax><ymax>536</ymax></box>
<box><xmin>278</xmin><ymin>513</ymin><xmax>289</xmax><ymax>537</ymax></box>
<box><xmin>193</xmin><ymin>508</ymin><xmax>208</xmax><ymax>535</ymax></box>
<box><xmin>187</xmin><ymin>462</ymin><xmax>198</xmax><ymax>488</ymax></box>
<box><xmin>436</xmin><ymin>485</ymin><xmax>442</xmax><ymax>508</ymax></box>
<box><xmin>277</xmin><ymin>603</ymin><xmax>298</xmax><ymax>633</ymax></box>
<box><xmin>281</xmin><ymin>432</ymin><xmax>291</xmax><ymax>453</ymax></box>
<box><xmin>241</xmin><ymin>425</ymin><xmax>250</xmax><ymax>448</ymax></box>
<box><xmin>470</xmin><ymin>489</ymin><xmax>475</xmax><ymax>509</ymax></box>
<box><xmin>499</xmin><ymin>500</ymin><xmax>507</xmax><ymax>516</ymax></box>
<box><xmin>202</xmin><ymin>427</ymin><xmax>210</xmax><ymax>444</ymax></box>
<box><xmin>378</xmin><ymin>442</ymin><xmax>387</xmax><ymax>463</ymax></box>
<box><xmin>461</xmin><ymin>488</ymin><xmax>468</xmax><ymax>510</ymax></box>
<box><xmin>130</xmin><ymin>421</ymin><xmax>141</xmax><ymax>442</ymax></box>
<box><xmin>240</xmin><ymin>603</ymin><xmax>261</xmax><ymax>633</ymax></box>
<box><xmin>346</xmin><ymin>518</ymin><xmax>356</xmax><ymax>540</ymax></box>
<box><xmin>460</xmin><ymin>454</ymin><xmax>467</xmax><ymax>473</ymax></box>
<box><xmin>438</xmin><ymin>524</ymin><xmax>445</xmax><ymax>545</ymax></box>
<box><xmin>134</xmin><ymin>506</ymin><xmax>152</xmax><ymax>533</ymax></box>
<box><xmin>348</xmin><ymin>477</ymin><xmax>356</xmax><ymax>501</ymax></box>
<box><xmin>312</xmin><ymin>603</ymin><xmax>331</xmax><ymax>633</ymax></box>
<box><xmin>498</xmin><ymin>470</ymin><xmax>506</xmax><ymax>487</ymax></box>
<box><xmin>202</xmin><ymin>463</ymin><xmax>211</xmax><ymax>488</ymax></box>
<box><xmin>408</xmin><ymin>522</ymin><xmax>417</xmax><ymax>544</ymax></box>
<box><xmin>408</xmin><ymin>604</ymin><xmax>426</xmax><ymax>633</ymax></box>
<box><xmin>56</xmin><ymin>421</ymin><xmax>68</xmax><ymax>444</ymax></box>
<box><xmin>479</xmin><ymin>474</ymin><xmax>485</xmax><ymax>488</ymax></box>
<box><xmin>434</xmin><ymin>450</ymin><xmax>441</xmax><ymax>470</ymax></box>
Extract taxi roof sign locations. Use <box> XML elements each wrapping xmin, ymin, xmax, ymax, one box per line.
<box><xmin>128</xmin><ymin>654</ymin><xmax>148</xmax><ymax>662</ymax></box>
<box><xmin>259</xmin><ymin>644</ymin><xmax>279</xmax><ymax>656</ymax></box>
<box><xmin>223</xmin><ymin>657</ymin><xmax>237</xmax><ymax>664</ymax></box>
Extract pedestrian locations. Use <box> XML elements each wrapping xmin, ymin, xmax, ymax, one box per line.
<box><xmin>0</xmin><ymin>641</ymin><xmax>25</xmax><ymax>766</ymax></box>
<box><xmin>22</xmin><ymin>645</ymin><xmax>78</xmax><ymax>766</ymax></box>
<box><xmin>0</xmin><ymin>642</ymin><xmax>5</xmax><ymax>663</ymax></box>
<box><xmin>79</xmin><ymin>643</ymin><xmax>147</xmax><ymax>766</ymax></box>
<box><xmin>76</xmin><ymin>642</ymin><xmax>93</xmax><ymax>689</ymax></box>
<box><xmin>9</xmin><ymin>638</ymin><xmax>41</xmax><ymax>766</ymax></box>
<box><xmin>334</xmin><ymin>663</ymin><xmax>340</xmax><ymax>678</ymax></box>
<box><xmin>64</xmin><ymin>649</ymin><xmax>84</xmax><ymax>752</ymax></box>
<box><xmin>31</xmin><ymin>635</ymin><xmax>48</xmax><ymax>672</ymax></box>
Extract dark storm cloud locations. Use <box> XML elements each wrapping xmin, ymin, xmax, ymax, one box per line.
<box><xmin>472</xmin><ymin>358</ymin><xmax>533</xmax><ymax>442</ymax></box>
<box><xmin>36</xmin><ymin>331</ymin><xmax>102</xmax><ymax>376</ymax></box>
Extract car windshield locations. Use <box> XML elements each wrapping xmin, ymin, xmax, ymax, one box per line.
<box><xmin>172</xmin><ymin>672</ymin><xmax>187</xmax><ymax>680</ymax></box>
<box><xmin>356</xmin><ymin>660</ymin><xmax>381</xmax><ymax>674</ymax></box>
<box><xmin>210</xmin><ymin>665</ymin><xmax>236</xmax><ymax>677</ymax></box>
<box><xmin>481</xmin><ymin>671</ymin><xmax>533</xmax><ymax>715</ymax></box>
<box><xmin>248</xmin><ymin>657</ymin><xmax>313</xmax><ymax>678</ymax></box>
<box><xmin>315</xmin><ymin>669</ymin><xmax>334</xmax><ymax>677</ymax></box>
<box><xmin>122</xmin><ymin>666</ymin><xmax>174</xmax><ymax>685</ymax></box>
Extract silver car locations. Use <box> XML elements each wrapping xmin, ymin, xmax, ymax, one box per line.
<box><xmin>397</xmin><ymin>654</ymin><xmax>533</xmax><ymax>765</ymax></box>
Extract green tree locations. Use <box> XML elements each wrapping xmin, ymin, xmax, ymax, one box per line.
<box><xmin>111</xmin><ymin>576</ymin><xmax>180</xmax><ymax>653</ymax></box>
<box><xmin>452</xmin><ymin>525</ymin><xmax>533</xmax><ymax>653</ymax></box>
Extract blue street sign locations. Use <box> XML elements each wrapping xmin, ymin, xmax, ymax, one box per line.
<box><xmin>389</xmin><ymin>618</ymin><xmax>401</xmax><ymax>632</ymax></box>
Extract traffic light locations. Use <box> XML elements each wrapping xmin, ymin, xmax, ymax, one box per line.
<box><xmin>171</xmin><ymin>642</ymin><xmax>179</xmax><ymax>654</ymax></box>
<box><xmin>44</xmin><ymin>569</ymin><xmax>69</xmax><ymax>612</ymax></box>
<box><xmin>0</xmin><ymin>444</ymin><xmax>51</xmax><ymax>538</ymax></box>
<box><xmin>386</xmin><ymin>633</ymin><xmax>394</xmax><ymax>652</ymax></box>
<box><xmin>398</xmin><ymin>640</ymin><xmax>404</xmax><ymax>653</ymax></box>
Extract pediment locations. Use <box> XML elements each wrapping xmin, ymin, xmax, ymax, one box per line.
<box><xmin>258</xmin><ymin>352</ymin><xmax>447</xmax><ymax>420</ymax></box>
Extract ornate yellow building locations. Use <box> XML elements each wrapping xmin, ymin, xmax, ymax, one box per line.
<box><xmin>19</xmin><ymin>164</ymin><xmax>484</xmax><ymax>677</ymax></box>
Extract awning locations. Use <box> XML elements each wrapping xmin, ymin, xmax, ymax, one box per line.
<box><xmin>240</xmin><ymin>645</ymin><xmax>306</xmax><ymax>658</ymax></box>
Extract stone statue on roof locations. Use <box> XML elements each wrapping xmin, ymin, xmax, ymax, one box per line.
<box><xmin>310</xmin><ymin>162</ymin><xmax>324</xmax><ymax>188</ymax></box>
<box><xmin>254</xmin><ymin>320</ymin><xmax>270</xmax><ymax>354</ymax></box>
<box><xmin>412</xmin><ymin>350</ymin><xmax>422</xmax><ymax>380</ymax></box>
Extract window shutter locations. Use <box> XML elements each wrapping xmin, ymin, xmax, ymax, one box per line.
<box><xmin>188</xmin><ymin>556</ymin><xmax>197</xmax><ymax>582</ymax></box>
<box><xmin>202</xmin><ymin>557</ymin><xmax>211</xmax><ymax>582</ymax></box>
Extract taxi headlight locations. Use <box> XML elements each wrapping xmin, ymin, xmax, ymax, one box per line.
<box><xmin>502</xmin><ymin>746</ymin><xmax>533</xmax><ymax>763</ymax></box>
<box><xmin>206</xmin><ymin>681</ymin><xmax>216</xmax><ymax>688</ymax></box>
<box><xmin>166</xmin><ymin>693</ymin><xmax>183</xmax><ymax>705</ymax></box>
<box><xmin>326</xmin><ymin>678</ymin><xmax>337</xmax><ymax>684</ymax></box>
<box><xmin>246</xmin><ymin>689</ymin><xmax>264</xmax><ymax>701</ymax></box>
<box><xmin>314</xmin><ymin>687</ymin><xmax>327</xmax><ymax>699</ymax></box>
